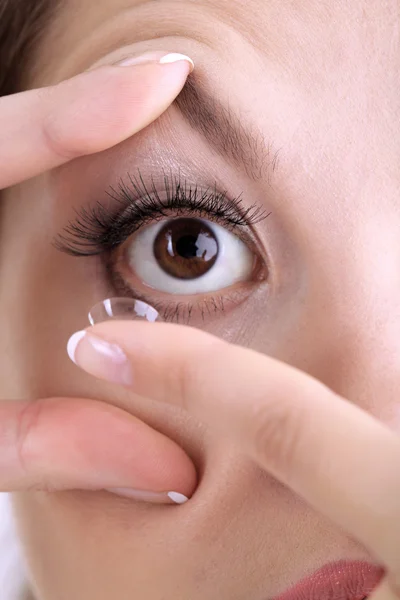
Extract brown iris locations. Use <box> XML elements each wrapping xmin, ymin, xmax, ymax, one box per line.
<box><xmin>153</xmin><ymin>218</ymin><xmax>219</xmax><ymax>280</ymax></box>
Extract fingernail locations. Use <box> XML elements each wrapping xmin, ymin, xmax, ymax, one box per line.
<box><xmin>116</xmin><ymin>52</ymin><xmax>194</xmax><ymax>72</ymax></box>
<box><xmin>107</xmin><ymin>488</ymin><xmax>189</xmax><ymax>504</ymax></box>
<box><xmin>159</xmin><ymin>53</ymin><xmax>195</xmax><ymax>70</ymax></box>
<box><xmin>67</xmin><ymin>330</ymin><xmax>133</xmax><ymax>386</ymax></box>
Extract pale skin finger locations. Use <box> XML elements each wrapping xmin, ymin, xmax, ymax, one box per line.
<box><xmin>0</xmin><ymin>396</ymin><xmax>196</xmax><ymax>502</ymax></box>
<box><xmin>0</xmin><ymin>52</ymin><xmax>193</xmax><ymax>189</ymax></box>
<box><xmin>69</xmin><ymin>321</ymin><xmax>400</xmax><ymax>586</ymax></box>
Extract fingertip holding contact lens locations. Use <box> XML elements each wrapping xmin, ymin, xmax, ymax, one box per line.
<box><xmin>88</xmin><ymin>298</ymin><xmax>162</xmax><ymax>325</ymax></box>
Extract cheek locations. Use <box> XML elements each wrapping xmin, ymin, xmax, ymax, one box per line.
<box><xmin>0</xmin><ymin>181</ymin><xmax>52</xmax><ymax>398</ymax></box>
<box><xmin>0</xmin><ymin>178</ymin><xmax>97</xmax><ymax>399</ymax></box>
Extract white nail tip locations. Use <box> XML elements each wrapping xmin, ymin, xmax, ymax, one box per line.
<box><xmin>168</xmin><ymin>491</ymin><xmax>189</xmax><ymax>504</ymax></box>
<box><xmin>67</xmin><ymin>330</ymin><xmax>86</xmax><ymax>363</ymax></box>
<box><xmin>159</xmin><ymin>53</ymin><xmax>194</xmax><ymax>69</ymax></box>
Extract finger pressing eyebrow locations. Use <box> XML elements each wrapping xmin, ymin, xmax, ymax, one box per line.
<box><xmin>174</xmin><ymin>73</ymin><xmax>281</xmax><ymax>181</ymax></box>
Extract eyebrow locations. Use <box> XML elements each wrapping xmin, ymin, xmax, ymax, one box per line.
<box><xmin>174</xmin><ymin>74</ymin><xmax>281</xmax><ymax>181</ymax></box>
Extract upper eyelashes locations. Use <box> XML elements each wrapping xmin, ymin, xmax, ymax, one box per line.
<box><xmin>53</xmin><ymin>170</ymin><xmax>269</xmax><ymax>257</ymax></box>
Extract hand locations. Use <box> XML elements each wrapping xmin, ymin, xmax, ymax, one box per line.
<box><xmin>0</xmin><ymin>51</ymin><xmax>193</xmax><ymax>189</ymax></box>
<box><xmin>0</xmin><ymin>52</ymin><xmax>197</xmax><ymax>503</ymax></box>
<box><xmin>67</xmin><ymin>320</ymin><xmax>400</xmax><ymax>600</ymax></box>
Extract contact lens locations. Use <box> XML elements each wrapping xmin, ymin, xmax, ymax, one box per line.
<box><xmin>88</xmin><ymin>297</ymin><xmax>162</xmax><ymax>325</ymax></box>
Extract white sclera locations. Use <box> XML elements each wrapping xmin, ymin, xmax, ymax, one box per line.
<box><xmin>88</xmin><ymin>297</ymin><xmax>162</xmax><ymax>325</ymax></box>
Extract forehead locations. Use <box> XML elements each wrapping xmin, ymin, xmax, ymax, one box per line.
<box><xmin>31</xmin><ymin>0</ymin><xmax>386</xmax><ymax>84</ymax></box>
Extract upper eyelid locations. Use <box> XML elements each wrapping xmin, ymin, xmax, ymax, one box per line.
<box><xmin>53</xmin><ymin>171</ymin><xmax>269</xmax><ymax>257</ymax></box>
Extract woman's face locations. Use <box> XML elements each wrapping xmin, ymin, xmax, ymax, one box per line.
<box><xmin>1</xmin><ymin>1</ymin><xmax>400</xmax><ymax>598</ymax></box>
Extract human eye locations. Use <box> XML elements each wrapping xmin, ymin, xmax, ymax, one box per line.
<box><xmin>55</xmin><ymin>172</ymin><xmax>269</xmax><ymax>324</ymax></box>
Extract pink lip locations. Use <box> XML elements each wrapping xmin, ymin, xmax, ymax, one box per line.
<box><xmin>275</xmin><ymin>561</ymin><xmax>384</xmax><ymax>600</ymax></box>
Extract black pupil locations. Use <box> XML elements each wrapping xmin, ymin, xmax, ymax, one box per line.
<box><xmin>176</xmin><ymin>235</ymin><xmax>199</xmax><ymax>259</ymax></box>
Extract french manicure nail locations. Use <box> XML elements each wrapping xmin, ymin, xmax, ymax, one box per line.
<box><xmin>107</xmin><ymin>488</ymin><xmax>189</xmax><ymax>504</ymax></box>
<box><xmin>117</xmin><ymin>52</ymin><xmax>194</xmax><ymax>71</ymax></box>
<box><xmin>67</xmin><ymin>330</ymin><xmax>133</xmax><ymax>386</ymax></box>
<box><xmin>159</xmin><ymin>53</ymin><xmax>194</xmax><ymax>70</ymax></box>
<box><xmin>66</xmin><ymin>330</ymin><xmax>86</xmax><ymax>362</ymax></box>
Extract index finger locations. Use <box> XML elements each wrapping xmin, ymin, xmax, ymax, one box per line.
<box><xmin>0</xmin><ymin>52</ymin><xmax>193</xmax><ymax>189</ymax></box>
<box><xmin>69</xmin><ymin>321</ymin><xmax>400</xmax><ymax>580</ymax></box>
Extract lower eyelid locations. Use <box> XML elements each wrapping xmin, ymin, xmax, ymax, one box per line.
<box><xmin>104</xmin><ymin>271</ymin><xmax>261</xmax><ymax>325</ymax></box>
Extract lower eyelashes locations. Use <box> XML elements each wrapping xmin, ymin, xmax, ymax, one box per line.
<box><xmin>107</xmin><ymin>269</ymin><xmax>260</xmax><ymax>324</ymax></box>
<box><xmin>54</xmin><ymin>172</ymin><xmax>270</xmax><ymax>324</ymax></box>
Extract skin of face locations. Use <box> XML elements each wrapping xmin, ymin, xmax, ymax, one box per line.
<box><xmin>1</xmin><ymin>0</ymin><xmax>400</xmax><ymax>598</ymax></box>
